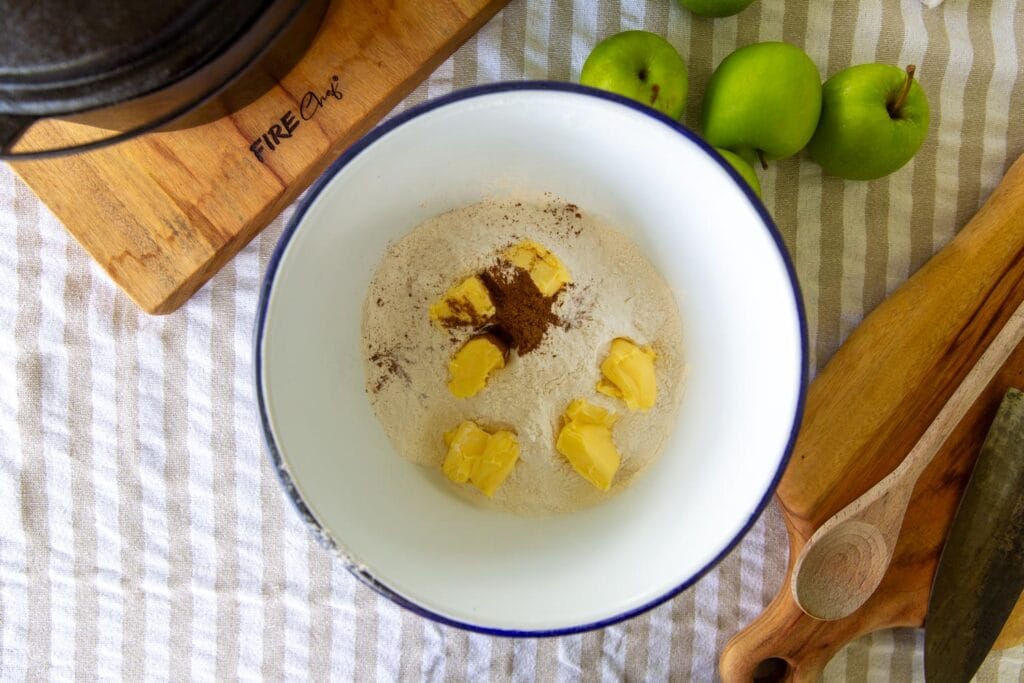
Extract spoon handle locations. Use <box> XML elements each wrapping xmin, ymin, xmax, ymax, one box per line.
<box><xmin>896</xmin><ymin>296</ymin><xmax>1024</xmax><ymax>484</ymax></box>
<box><xmin>816</xmin><ymin>295</ymin><xmax>1024</xmax><ymax>537</ymax></box>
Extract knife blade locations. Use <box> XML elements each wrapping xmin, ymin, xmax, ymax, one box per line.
<box><xmin>925</xmin><ymin>388</ymin><xmax>1024</xmax><ymax>682</ymax></box>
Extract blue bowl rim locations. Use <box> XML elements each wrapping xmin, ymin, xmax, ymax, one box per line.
<box><xmin>253</xmin><ymin>80</ymin><xmax>809</xmax><ymax>638</ymax></box>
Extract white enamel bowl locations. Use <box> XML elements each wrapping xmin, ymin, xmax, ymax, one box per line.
<box><xmin>255</xmin><ymin>82</ymin><xmax>807</xmax><ymax>636</ymax></box>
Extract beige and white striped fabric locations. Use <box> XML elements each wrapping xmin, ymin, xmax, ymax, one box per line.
<box><xmin>2</xmin><ymin>0</ymin><xmax>1024</xmax><ymax>679</ymax></box>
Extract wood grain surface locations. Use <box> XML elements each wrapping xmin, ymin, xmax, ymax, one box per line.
<box><xmin>9</xmin><ymin>0</ymin><xmax>507</xmax><ymax>314</ymax></box>
<box><xmin>719</xmin><ymin>154</ymin><xmax>1024</xmax><ymax>682</ymax></box>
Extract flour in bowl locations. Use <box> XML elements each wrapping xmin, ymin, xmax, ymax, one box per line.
<box><xmin>361</xmin><ymin>196</ymin><xmax>685</xmax><ymax>515</ymax></box>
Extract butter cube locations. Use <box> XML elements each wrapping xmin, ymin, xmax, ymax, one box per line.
<box><xmin>442</xmin><ymin>421</ymin><xmax>519</xmax><ymax>496</ymax></box>
<box><xmin>556</xmin><ymin>399</ymin><xmax>621</xmax><ymax>491</ymax></box>
<box><xmin>470</xmin><ymin>430</ymin><xmax>520</xmax><ymax>497</ymax></box>
<box><xmin>447</xmin><ymin>334</ymin><xmax>507</xmax><ymax>398</ymax></box>
<box><xmin>596</xmin><ymin>338</ymin><xmax>657</xmax><ymax>411</ymax></box>
<box><xmin>429</xmin><ymin>275</ymin><xmax>495</xmax><ymax>326</ymax></box>
<box><xmin>564</xmin><ymin>397</ymin><xmax>617</xmax><ymax>428</ymax></box>
<box><xmin>443</xmin><ymin>421</ymin><xmax>490</xmax><ymax>483</ymax></box>
<box><xmin>503</xmin><ymin>240</ymin><xmax>572</xmax><ymax>296</ymax></box>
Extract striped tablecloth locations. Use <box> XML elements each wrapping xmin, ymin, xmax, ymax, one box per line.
<box><xmin>2</xmin><ymin>0</ymin><xmax>1023</xmax><ymax>680</ymax></box>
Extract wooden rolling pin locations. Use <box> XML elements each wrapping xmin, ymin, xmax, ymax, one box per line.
<box><xmin>719</xmin><ymin>154</ymin><xmax>1024</xmax><ymax>681</ymax></box>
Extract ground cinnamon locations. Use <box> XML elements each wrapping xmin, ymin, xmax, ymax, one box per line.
<box><xmin>438</xmin><ymin>297</ymin><xmax>490</xmax><ymax>329</ymax></box>
<box><xmin>369</xmin><ymin>348</ymin><xmax>410</xmax><ymax>392</ymax></box>
<box><xmin>478</xmin><ymin>265</ymin><xmax>561</xmax><ymax>354</ymax></box>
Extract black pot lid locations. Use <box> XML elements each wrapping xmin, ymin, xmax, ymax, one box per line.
<box><xmin>0</xmin><ymin>0</ymin><xmax>276</xmax><ymax>117</ymax></box>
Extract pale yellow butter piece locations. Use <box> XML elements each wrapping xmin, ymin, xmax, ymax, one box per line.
<box><xmin>596</xmin><ymin>338</ymin><xmax>657</xmax><ymax>411</ymax></box>
<box><xmin>429</xmin><ymin>275</ymin><xmax>495</xmax><ymax>325</ymax></box>
<box><xmin>447</xmin><ymin>335</ymin><xmax>507</xmax><ymax>398</ymax></box>
<box><xmin>556</xmin><ymin>399</ymin><xmax>621</xmax><ymax>491</ymax></box>
<box><xmin>442</xmin><ymin>421</ymin><xmax>490</xmax><ymax>483</ymax></box>
<box><xmin>470</xmin><ymin>430</ymin><xmax>520</xmax><ymax>497</ymax></box>
<box><xmin>442</xmin><ymin>421</ymin><xmax>519</xmax><ymax>496</ymax></box>
<box><xmin>503</xmin><ymin>240</ymin><xmax>572</xmax><ymax>296</ymax></box>
<box><xmin>564</xmin><ymin>397</ymin><xmax>617</xmax><ymax>428</ymax></box>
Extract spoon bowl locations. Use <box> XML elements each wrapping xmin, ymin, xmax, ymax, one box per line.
<box><xmin>792</xmin><ymin>520</ymin><xmax>890</xmax><ymax>621</ymax></box>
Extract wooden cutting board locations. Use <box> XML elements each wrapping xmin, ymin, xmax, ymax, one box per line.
<box><xmin>720</xmin><ymin>153</ymin><xmax>1024</xmax><ymax>682</ymax></box>
<box><xmin>8</xmin><ymin>0</ymin><xmax>507</xmax><ymax>314</ymax></box>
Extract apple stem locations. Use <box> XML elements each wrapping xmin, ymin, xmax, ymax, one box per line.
<box><xmin>888</xmin><ymin>64</ymin><xmax>916</xmax><ymax>117</ymax></box>
<box><xmin>757</xmin><ymin>149</ymin><xmax>768</xmax><ymax>170</ymax></box>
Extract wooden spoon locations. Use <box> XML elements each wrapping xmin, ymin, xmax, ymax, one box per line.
<box><xmin>791</xmin><ymin>297</ymin><xmax>1024</xmax><ymax>621</ymax></box>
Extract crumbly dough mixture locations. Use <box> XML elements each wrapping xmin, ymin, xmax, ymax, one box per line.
<box><xmin>362</xmin><ymin>196</ymin><xmax>685</xmax><ymax>515</ymax></box>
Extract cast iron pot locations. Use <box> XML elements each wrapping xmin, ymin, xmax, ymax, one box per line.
<box><xmin>0</xmin><ymin>0</ymin><xmax>329</xmax><ymax>159</ymax></box>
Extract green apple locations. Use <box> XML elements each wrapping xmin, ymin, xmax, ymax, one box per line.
<box><xmin>580</xmin><ymin>31</ymin><xmax>688</xmax><ymax>120</ymax></box>
<box><xmin>679</xmin><ymin>0</ymin><xmax>757</xmax><ymax>18</ymax></box>
<box><xmin>807</xmin><ymin>64</ymin><xmax>930</xmax><ymax>180</ymax></box>
<box><xmin>702</xmin><ymin>42</ymin><xmax>822</xmax><ymax>163</ymax></box>
<box><xmin>715</xmin><ymin>147</ymin><xmax>762</xmax><ymax>197</ymax></box>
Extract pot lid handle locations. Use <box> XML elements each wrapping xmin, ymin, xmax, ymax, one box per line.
<box><xmin>0</xmin><ymin>101</ymin><xmax>189</xmax><ymax>160</ymax></box>
<box><xmin>0</xmin><ymin>114</ymin><xmax>34</xmax><ymax>155</ymax></box>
